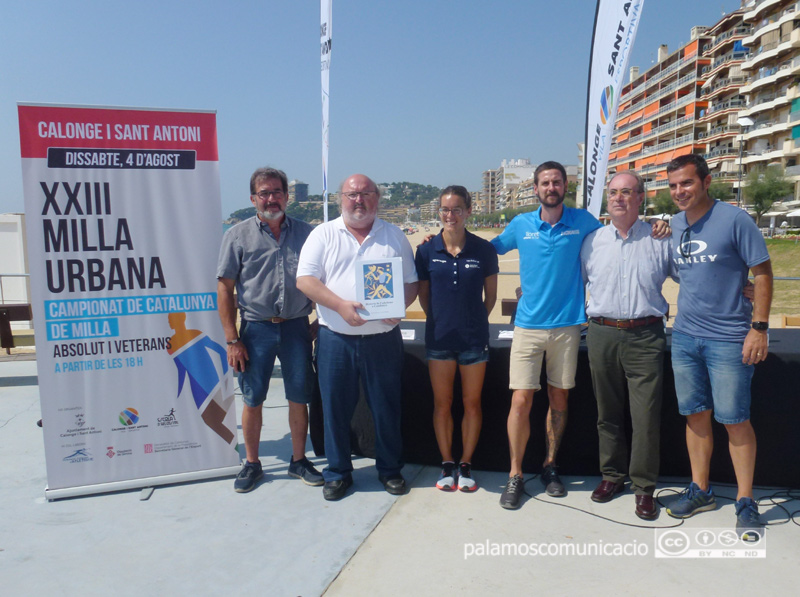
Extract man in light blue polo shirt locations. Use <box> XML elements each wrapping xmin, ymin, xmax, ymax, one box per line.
<box><xmin>493</xmin><ymin>162</ymin><xmax>670</xmax><ymax>510</ymax></box>
<box><xmin>492</xmin><ymin>161</ymin><xmax>601</xmax><ymax>509</ymax></box>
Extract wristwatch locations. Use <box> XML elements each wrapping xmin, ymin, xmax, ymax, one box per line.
<box><xmin>751</xmin><ymin>321</ymin><xmax>769</xmax><ymax>331</ymax></box>
<box><xmin>226</xmin><ymin>338</ymin><xmax>240</xmax><ymax>345</ymax></box>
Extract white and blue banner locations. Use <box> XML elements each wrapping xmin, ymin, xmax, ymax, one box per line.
<box><xmin>583</xmin><ymin>0</ymin><xmax>645</xmax><ymax>218</ymax></box>
<box><xmin>321</xmin><ymin>0</ymin><xmax>333</xmax><ymax>221</ymax></box>
<box><xmin>18</xmin><ymin>103</ymin><xmax>240</xmax><ymax>499</ymax></box>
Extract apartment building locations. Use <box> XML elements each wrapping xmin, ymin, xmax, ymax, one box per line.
<box><xmin>738</xmin><ymin>0</ymin><xmax>800</xmax><ymax>198</ymax></box>
<box><xmin>608</xmin><ymin>28</ymin><xmax>712</xmax><ymax>200</ymax></box>
<box><xmin>510</xmin><ymin>177</ymin><xmax>537</xmax><ymax>209</ymax></box>
<box><xmin>698</xmin><ymin>8</ymin><xmax>750</xmax><ymax>191</ymax></box>
<box><xmin>478</xmin><ymin>168</ymin><xmax>498</xmax><ymax>214</ymax></box>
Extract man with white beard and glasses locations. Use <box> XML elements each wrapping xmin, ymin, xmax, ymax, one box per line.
<box><xmin>296</xmin><ymin>174</ymin><xmax>418</xmax><ymax>501</ymax></box>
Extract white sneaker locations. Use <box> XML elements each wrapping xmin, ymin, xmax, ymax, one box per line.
<box><xmin>457</xmin><ymin>462</ymin><xmax>477</xmax><ymax>492</ymax></box>
<box><xmin>436</xmin><ymin>462</ymin><xmax>457</xmax><ymax>491</ymax></box>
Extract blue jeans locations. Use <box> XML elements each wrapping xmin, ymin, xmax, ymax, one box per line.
<box><xmin>426</xmin><ymin>346</ymin><xmax>489</xmax><ymax>365</ymax></box>
<box><xmin>317</xmin><ymin>325</ymin><xmax>404</xmax><ymax>482</ymax></box>
<box><xmin>671</xmin><ymin>330</ymin><xmax>753</xmax><ymax>424</ymax></box>
<box><xmin>238</xmin><ymin>317</ymin><xmax>313</xmax><ymax>407</ymax></box>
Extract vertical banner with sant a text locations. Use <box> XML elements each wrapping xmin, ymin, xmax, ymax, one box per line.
<box><xmin>583</xmin><ymin>0</ymin><xmax>645</xmax><ymax>218</ymax></box>
<box><xmin>321</xmin><ymin>0</ymin><xmax>332</xmax><ymax>221</ymax></box>
<box><xmin>18</xmin><ymin>104</ymin><xmax>240</xmax><ymax>499</ymax></box>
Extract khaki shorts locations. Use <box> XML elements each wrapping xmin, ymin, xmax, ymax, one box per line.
<box><xmin>508</xmin><ymin>325</ymin><xmax>581</xmax><ymax>391</ymax></box>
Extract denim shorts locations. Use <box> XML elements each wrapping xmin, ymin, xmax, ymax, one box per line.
<box><xmin>238</xmin><ymin>317</ymin><xmax>313</xmax><ymax>407</ymax></box>
<box><xmin>426</xmin><ymin>346</ymin><xmax>489</xmax><ymax>366</ymax></box>
<box><xmin>671</xmin><ymin>329</ymin><xmax>754</xmax><ymax>424</ymax></box>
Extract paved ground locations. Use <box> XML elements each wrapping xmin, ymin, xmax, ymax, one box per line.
<box><xmin>1</xmin><ymin>358</ymin><xmax>798</xmax><ymax>596</ymax></box>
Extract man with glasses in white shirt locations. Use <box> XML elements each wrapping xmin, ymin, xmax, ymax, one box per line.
<box><xmin>581</xmin><ymin>171</ymin><xmax>672</xmax><ymax>520</ymax></box>
<box><xmin>296</xmin><ymin>174</ymin><xmax>418</xmax><ymax>501</ymax></box>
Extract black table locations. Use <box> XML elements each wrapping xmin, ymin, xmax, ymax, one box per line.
<box><xmin>310</xmin><ymin>322</ymin><xmax>800</xmax><ymax>489</ymax></box>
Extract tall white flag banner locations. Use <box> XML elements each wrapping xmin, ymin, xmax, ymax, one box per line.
<box><xmin>18</xmin><ymin>103</ymin><xmax>240</xmax><ymax>500</ymax></box>
<box><xmin>321</xmin><ymin>0</ymin><xmax>332</xmax><ymax>221</ymax></box>
<box><xmin>583</xmin><ymin>0</ymin><xmax>645</xmax><ymax>218</ymax></box>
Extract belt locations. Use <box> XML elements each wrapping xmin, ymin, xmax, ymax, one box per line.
<box><xmin>590</xmin><ymin>316</ymin><xmax>662</xmax><ymax>329</ymax></box>
<box><xmin>268</xmin><ymin>317</ymin><xmax>287</xmax><ymax>324</ymax></box>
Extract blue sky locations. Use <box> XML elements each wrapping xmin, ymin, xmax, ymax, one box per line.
<box><xmin>1</xmin><ymin>1</ymin><xmax>742</xmax><ymax>218</ymax></box>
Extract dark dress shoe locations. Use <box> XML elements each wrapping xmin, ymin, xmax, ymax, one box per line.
<box><xmin>635</xmin><ymin>494</ymin><xmax>658</xmax><ymax>520</ymax></box>
<box><xmin>379</xmin><ymin>474</ymin><xmax>407</xmax><ymax>495</ymax></box>
<box><xmin>323</xmin><ymin>477</ymin><xmax>353</xmax><ymax>501</ymax></box>
<box><xmin>591</xmin><ymin>480</ymin><xmax>625</xmax><ymax>503</ymax></box>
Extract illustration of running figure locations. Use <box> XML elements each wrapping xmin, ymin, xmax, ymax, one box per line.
<box><xmin>167</xmin><ymin>311</ymin><xmax>236</xmax><ymax>445</ymax></box>
<box><xmin>365</xmin><ymin>264</ymin><xmax>393</xmax><ymax>299</ymax></box>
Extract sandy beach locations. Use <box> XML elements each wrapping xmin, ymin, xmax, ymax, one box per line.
<box><xmin>403</xmin><ymin>226</ymin><xmax>681</xmax><ymax>326</ymax></box>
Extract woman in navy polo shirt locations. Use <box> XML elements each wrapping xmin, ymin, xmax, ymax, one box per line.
<box><xmin>415</xmin><ymin>185</ymin><xmax>498</xmax><ymax>491</ymax></box>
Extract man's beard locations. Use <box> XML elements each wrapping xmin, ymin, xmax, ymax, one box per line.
<box><xmin>343</xmin><ymin>205</ymin><xmax>375</xmax><ymax>227</ymax></box>
<box><xmin>258</xmin><ymin>207</ymin><xmax>284</xmax><ymax>221</ymax></box>
<box><xmin>539</xmin><ymin>191</ymin><xmax>565</xmax><ymax>208</ymax></box>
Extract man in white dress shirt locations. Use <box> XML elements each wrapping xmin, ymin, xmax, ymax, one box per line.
<box><xmin>580</xmin><ymin>171</ymin><xmax>672</xmax><ymax>520</ymax></box>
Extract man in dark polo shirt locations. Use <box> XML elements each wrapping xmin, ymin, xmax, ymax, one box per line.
<box><xmin>217</xmin><ymin>166</ymin><xmax>323</xmax><ymax>493</ymax></box>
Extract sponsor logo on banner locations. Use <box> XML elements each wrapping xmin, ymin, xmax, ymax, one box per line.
<box><xmin>599</xmin><ymin>86</ymin><xmax>614</xmax><ymax>125</ymax></box>
<box><xmin>107</xmin><ymin>446</ymin><xmax>115</xmax><ymax>458</ymax></box>
<box><xmin>60</xmin><ymin>409</ymin><xmax>102</xmax><ymax>440</ymax></box>
<box><xmin>119</xmin><ymin>407</ymin><xmax>139</xmax><ymax>426</ymax></box>
<box><xmin>63</xmin><ymin>449</ymin><xmax>93</xmax><ymax>463</ymax></box>
<box><xmin>153</xmin><ymin>440</ymin><xmax>202</xmax><ymax>453</ymax></box>
<box><xmin>157</xmin><ymin>408</ymin><xmax>179</xmax><ymax>427</ymax></box>
<box><xmin>144</xmin><ymin>444</ymin><xmax>154</xmax><ymax>454</ymax></box>
<box><xmin>112</xmin><ymin>407</ymin><xmax>149</xmax><ymax>432</ymax></box>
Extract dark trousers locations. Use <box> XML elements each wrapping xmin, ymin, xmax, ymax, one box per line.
<box><xmin>586</xmin><ymin>320</ymin><xmax>665</xmax><ymax>495</ymax></box>
<box><xmin>316</xmin><ymin>326</ymin><xmax>404</xmax><ymax>482</ymax></box>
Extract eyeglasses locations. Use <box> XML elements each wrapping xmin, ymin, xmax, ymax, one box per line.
<box><xmin>343</xmin><ymin>191</ymin><xmax>377</xmax><ymax>200</ymax></box>
<box><xmin>679</xmin><ymin>227</ymin><xmax>692</xmax><ymax>258</ymax></box>
<box><xmin>254</xmin><ymin>190</ymin><xmax>284</xmax><ymax>199</ymax></box>
<box><xmin>438</xmin><ymin>207</ymin><xmax>464</xmax><ymax>216</ymax></box>
<box><xmin>607</xmin><ymin>188</ymin><xmax>636</xmax><ymax>199</ymax></box>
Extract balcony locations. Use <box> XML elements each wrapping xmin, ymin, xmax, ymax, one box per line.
<box><xmin>743</xmin><ymin>1</ymin><xmax>800</xmax><ymax>46</ymax></box>
<box><xmin>700</xmin><ymin>76</ymin><xmax>748</xmax><ymax>99</ymax></box>
<box><xmin>702</xmin><ymin>50</ymin><xmax>749</xmax><ymax>78</ymax></box>
<box><xmin>698</xmin><ymin>124</ymin><xmax>741</xmax><ymax>141</ymax></box>
<box><xmin>744</xmin><ymin>0</ymin><xmax>790</xmax><ymax>24</ymax></box>
<box><xmin>704</xmin><ymin>146</ymin><xmax>740</xmax><ymax>161</ymax></box>
<box><xmin>738</xmin><ymin>90</ymin><xmax>793</xmax><ymax>117</ymax></box>
<box><xmin>699</xmin><ymin>98</ymin><xmax>747</xmax><ymax>122</ymax></box>
<box><xmin>742</xmin><ymin>144</ymin><xmax>785</xmax><ymax>164</ymax></box>
<box><xmin>742</xmin><ymin>114</ymin><xmax>793</xmax><ymax>141</ymax></box>
<box><xmin>741</xmin><ymin>56</ymin><xmax>800</xmax><ymax>94</ymax></box>
<box><xmin>620</xmin><ymin>53</ymin><xmax>703</xmax><ymax>102</ymax></box>
<box><xmin>613</xmin><ymin>115</ymin><xmax>696</xmax><ymax>153</ymax></box>
<box><xmin>741</xmin><ymin>27</ymin><xmax>800</xmax><ymax>72</ymax></box>
<box><xmin>703</xmin><ymin>26</ymin><xmax>753</xmax><ymax>56</ymax></box>
<box><xmin>617</xmin><ymin>73</ymin><xmax>700</xmax><ymax>119</ymax></box>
